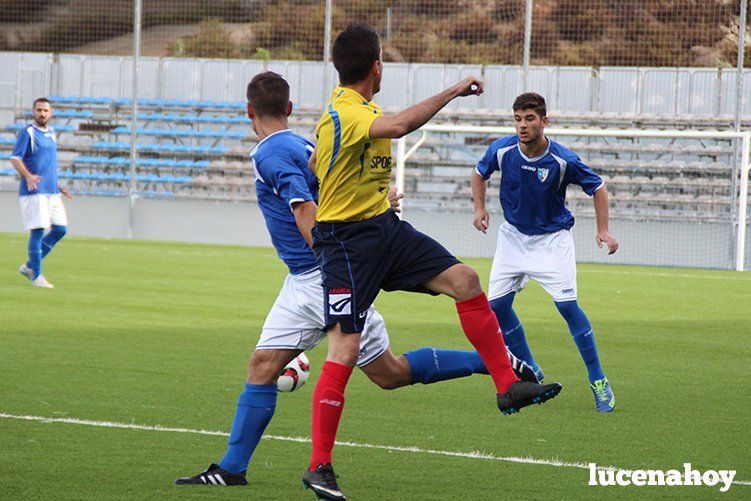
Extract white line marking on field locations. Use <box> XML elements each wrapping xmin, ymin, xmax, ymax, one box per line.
<box><xmin>581</xmin><ymin>269</ymin><xmax>751</xmax><ymax>282</ymax></box>
<box><xmin>1</xmin><ymin>412</ymin><xmax>749</xmax><ymax>486</ymax></box>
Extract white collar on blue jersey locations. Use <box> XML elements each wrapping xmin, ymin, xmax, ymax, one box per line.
<box><xmin>30</xmin><ymin>121</ymin><xmax>52</xmax><ymax>133</ymax></box>
<box><xmin>250</xmin><ymin>128</ymin><xmax>292</xmax><ymax>156</ymax></box>
<box><xmin>517</xmin><ymin>136</ymin><xmax>550</xmax><ymax>162</ymax></box>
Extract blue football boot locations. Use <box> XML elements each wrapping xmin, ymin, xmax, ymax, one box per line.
<box><xmin>590</xmin><ymin>377</ymin><xmax>615</xmax><ymax>412</ymax></box>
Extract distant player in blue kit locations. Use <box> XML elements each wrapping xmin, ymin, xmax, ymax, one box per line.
<box><xmin>10</xmin><ymin>97</ymin><xmax>71</xmax><ymax>289</ymax></box>
<box><xmin>471</xmin><ymin>92</ymin><xmax>619</xmax><ymax>412</ymax></box>
<box><xmin>175</xmin><ymin>72</ymin><xmax>536</xmax><ymax>488</ymax></box>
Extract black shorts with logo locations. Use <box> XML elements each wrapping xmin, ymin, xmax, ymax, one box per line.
<box><xmin>313</xmin><ymin>209</ymin><xmax>461</xmax><ymax>333</ymax></box>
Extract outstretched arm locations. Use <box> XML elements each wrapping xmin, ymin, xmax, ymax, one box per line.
<box><xmin>593</xmin><ymin>185</ymin><xmax>618</xmax><ymax>254</ymax></box>
<box><xmin>369</xmin><ymin>76</ymin><xmax>484</xmax><ymax>139</ymax></box>
<box><xmin>471</xmin><ymin>171</ymin><xmax>490</xmax><ymax>233</ymax></box>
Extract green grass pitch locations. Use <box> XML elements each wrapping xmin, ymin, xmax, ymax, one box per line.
<box><xmin>0</xmin><ymin>232</ymin><xmax>749</xmax><ymax>500</ymax></box>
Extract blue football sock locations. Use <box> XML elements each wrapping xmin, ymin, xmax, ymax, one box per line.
<box><xmin>27</xmin><ymin>228</ymin><xmax>44</xmax><ymax>279</ymax></box>
<box><xmin>490</xmin><ymin>294</ymin><xmax>541</xmax><ymax>375</ymax></box>
<box><xmin>404</xmin><ymin>347</ymin><xmax>488</xmax><ymax>384</ymax></box>
<box><xmin>41</xmin><ymin>225</ymin><xmax>67</xmax><ymax>259</ymax></box>
<box><xmin>555</xmin><ymin>300</ymin><xmax>605</xmax><ymax>382</ymax></box>
<box><xmin>218</xmin><ymin>383</ymin><xmax>277</xmax><ymax>475</ymax></box>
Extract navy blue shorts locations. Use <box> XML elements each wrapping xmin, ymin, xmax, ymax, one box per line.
<box><xmin>313</xmin><ymin>210</ymin><xmax>461</xmax><ymax>333</ymax></box>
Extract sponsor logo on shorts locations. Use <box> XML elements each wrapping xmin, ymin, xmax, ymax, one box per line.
<box><xmin>358</xmin><ymin>310</ymin><xmax>368</xmax><ymax>319</ymax></box>
<box><xmin>561</xmin><ymin>288</ymin><xmax>575</xmax><ymax>295</ymax></box>
<box><xmin>328</xmin><ymin>288</ymin><xmax>352</xmax><ymax>315</ymax></box>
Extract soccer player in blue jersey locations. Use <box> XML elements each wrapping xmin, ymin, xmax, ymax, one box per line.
<box><xmin>11</xmin><ymin>98</ymin><xmax>70</xmax><ymax>289</ymax></box>
<box><xmin>175</xmin><ymin>72</ymin><xmax>536</xmax><ymax>489</ymax></box>
<box><xmin>472</xmin><ymin>92</ymin><xmax>619</xmax><ymax>412</ymax></box>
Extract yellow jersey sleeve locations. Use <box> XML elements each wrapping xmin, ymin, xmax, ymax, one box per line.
<box><xmin>315</xmin><ymin>87</ymin><xmax>392</xmax><ymax>222</ymax></box>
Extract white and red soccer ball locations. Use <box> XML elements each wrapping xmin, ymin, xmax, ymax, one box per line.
<box><xmin>277</xmin><ymin>353</ymin><xmax>311</xmax><ymax>392</ymax></box>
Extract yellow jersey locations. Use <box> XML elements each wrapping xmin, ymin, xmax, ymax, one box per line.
<box><xmin>314</xmin><ymin>86</ymin><xmax>392</xmax><ymax>222</ymax></box>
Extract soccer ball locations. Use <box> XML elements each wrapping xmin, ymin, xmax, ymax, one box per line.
<box><xmin>277</xmin><ymin>353</ymin><xmax>310</xmax><ymax>392</ymax></box>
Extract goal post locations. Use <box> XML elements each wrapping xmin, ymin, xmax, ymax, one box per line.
<box><xmin>395</xmin><ymin>125</ymin><xmax>751</xmax><ymax>271</ymax></box>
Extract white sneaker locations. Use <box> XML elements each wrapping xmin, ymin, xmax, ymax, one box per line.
<box><xmin>31</xmin><ymin>275</ymin><xmax>54</xmax><ymax>288</ymax></box>
<box><xmin>19</xmin><ymin>263</ymin><xmax>34</xmax><ymax>281</ymax></box>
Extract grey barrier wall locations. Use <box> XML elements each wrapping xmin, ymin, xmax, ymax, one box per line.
<box><xmin>0</xmin><ymin>192</ymin><xmax>271</xmax><ymax>247</ymax></box>
<box><xmin>1</xmin><ymin>191</ymin><xmax>744</xmax><ymax>270</ymax></box>
<box><xmin>1</xmin><ymin>51</ymin><xmax>750</xmax><ymax>121</ymax></box>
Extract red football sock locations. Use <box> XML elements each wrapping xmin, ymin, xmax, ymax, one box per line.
<box><xmin>309</xmin><ymin>360</ymin><xmax>353</xmax><ymax>469</ymax></box>
<box><xmin>456</xmin><ymin>292</ymin><xmax>519</xmax><ymax>393</ymax></box>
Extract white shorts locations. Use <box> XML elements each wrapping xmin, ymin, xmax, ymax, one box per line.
<box><xmin>488</xmin><ymin>222</ymin><xmax>577</xmax><ymax>302</ymax></box>
<box><xmin>255</xmin><ymin>268</ymin><xmax>390</xmax><ymax>367</ymax></box>
<box><xmin>19</xmin><ymin>194</ymin><xmax>68</xmax><ymax>230</ymax></box>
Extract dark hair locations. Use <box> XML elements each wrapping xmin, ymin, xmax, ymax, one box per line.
<box><xmin>246</xmin><ymin>72</ymin><xmax>290</xmax><ymax>117</ymax></box>
<box><xmin>33</xmin><ymin>97</ymin><xmax>51</xmax><ymax>108</ymax></box>
<box><xmin>333</xmin><ymin>23</ymin><xmax>381</xmax><ymax>85</ymax></box>
<box><xmin>512</xmin><ymin>92</ymin><xmax>546</xmax><ymax>117</ymax></box>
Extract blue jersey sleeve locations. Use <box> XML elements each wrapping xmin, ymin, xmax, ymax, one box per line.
<box><xmin>11</xmin><ymin>127</ymin><xmax>30</xmax><ymax>160</ymax></box>
<box><xmin>476</xmin><ymin>143</ymin><xmax>500</xmax><ymax>180</ymax></box>
<box><xmin>565</xmin><ymin>155</ymin><xmax>603</xmax><ymax>196</ymax></box>
<box><xmin>261</xmin><ymin>154</ymin><xmax>315</xmax><ymax>207</ymax></box>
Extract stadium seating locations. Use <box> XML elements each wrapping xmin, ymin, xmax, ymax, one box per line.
<box><xmin>2</xmin><ymin>94</ymin><xmax>747</xmax><ymax>213</ymax></box>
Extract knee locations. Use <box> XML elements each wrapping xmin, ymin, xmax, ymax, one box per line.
<box><xmin>327</xmin><ymin>337</ymin><xmax>361</xmax><ymax>368</ymax></box>
<box><xmin>489</xmin><ymin>294</ymin><xmax>513</xmax><ymax>316</ymax></box>
<box><xmin>453</xmin><ymin>264</ymin><xmax>483</xmax><ymax>301</ymax></box>
<box><xmin>247</xmin><ymin>350</ymin><xmax>283</xmax><ymax>384</ymax></box>
<box><xmin>554</xmin><ymin>300</ymin><xmax>580</xmax><ymax>321</ymax></box>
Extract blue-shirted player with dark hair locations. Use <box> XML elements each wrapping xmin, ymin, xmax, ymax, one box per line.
<box><xmin>471</xmin><ymin>92</ymin><xmax>619</xmax><ymax>412</ymax></box>
<box><xmin>11</xmin><ymin>97</ymin><xmax>71</xmax><ymax>289</ymax></box>
<box><xmin>175</xmin><ymin>71</ymin><xmax>536</xmax><ymax>488</ymax></box>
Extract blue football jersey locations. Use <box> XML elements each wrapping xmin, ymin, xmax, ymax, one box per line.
<box><xmin>252</xmin><ymin>129</ymin><xmax>319</xmax><ymax>275</ymax></box>
<box><xmin>476</xmin><ymin>135</ymin><xmax>603</xmax><ymax>235</ymax></box>
<box><xmin>11</xmin><ymin>123</ymin><xmax>59</xmax><ymax>196</ymax></box>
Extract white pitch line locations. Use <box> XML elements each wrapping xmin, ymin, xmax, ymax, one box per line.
<box><xmin>580</xmin><ymin>268</ymin><xmax>751</xmax><ymax>282</ymax></box>
<box><xmin>2</xmin><ymin>412</ymin><xmax>749</xmax><ymax>486</ymax></box>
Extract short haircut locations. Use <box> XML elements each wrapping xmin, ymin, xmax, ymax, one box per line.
<box><xmin>513</xmin><ymin>93</ymin><xmax>547</xmax><ymax>117</ymax></box>
<box><xmin>333</xmin><ymin>23</ymin><xmax>381</xmax><ymax>85</ymax></box>
<box><xmin>246</xmin><ymin>72</ymin><xmax>290</xmax><ymax>118</ymax></box>
<box><xmin>33</xmin><ymin>97</ymin><xmax>51</xmax><ymax>109</ymax></box>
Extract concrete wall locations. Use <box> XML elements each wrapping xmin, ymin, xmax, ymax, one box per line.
<box><xmin>2</xmin><ymin>192</ymin><xmax>742</xmax><ymax>270</ymax></box>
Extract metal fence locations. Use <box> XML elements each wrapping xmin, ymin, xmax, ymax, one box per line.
<box><xmin>1</xmin><ymin>1</ymin><xmax>750</xmax><ymax>267</ymax></box>
<box><xmin>2</xmin><ymin>1</ymin><xmax>748</xmax><ymax>66</ymax></box>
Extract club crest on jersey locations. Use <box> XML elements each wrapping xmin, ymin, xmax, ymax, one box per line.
<box><xmin>537</xmin><ymin>167</ymin><xmax>549</xmax><ymax>183</ymax></box>
<box><xmin>328</xmin><ymin>288</ymin><xmax>352</xmax><ymax>316</ymax></box>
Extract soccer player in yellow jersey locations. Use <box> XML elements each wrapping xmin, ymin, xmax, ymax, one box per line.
<box><xmin>302</xmin><ymin>24</ymin><xmax>563</xmax><ymax>500</ymax></box>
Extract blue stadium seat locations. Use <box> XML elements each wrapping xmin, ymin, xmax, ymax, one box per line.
<box><xmin>0</xmin><ymin>137</ymin><xmax>15</xmax><ymax>145</ymax></box>
<box><xmin>6</xmin><ymin>123</ymin><xmax>75</xmax><ymax>132</ymax></box>
<box><xmin>0</xmin><ymin>166</ymin><xmax>15</xmax><ymax>174</ymax></box>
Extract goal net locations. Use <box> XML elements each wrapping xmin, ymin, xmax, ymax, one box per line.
<box><xmin>394</xmin><ymin>125</ymin><xmax>751</xmax><ymax>271</ymax></box>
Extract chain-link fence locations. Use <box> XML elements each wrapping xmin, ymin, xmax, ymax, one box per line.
<box><xmin>1</xmin><ymin>1</ymin><xmax>750</xmax><ymax>268</ymax></box>
<box><xmin>1</xmin><ymin>1</ymin><xmax>748</xmax><ymax>67</ymax></box>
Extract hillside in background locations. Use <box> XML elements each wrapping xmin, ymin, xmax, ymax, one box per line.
<box><xmin>0</xmin><ymin>0</ymin><xmax>749</xmax><ymax>67</ymax></box>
